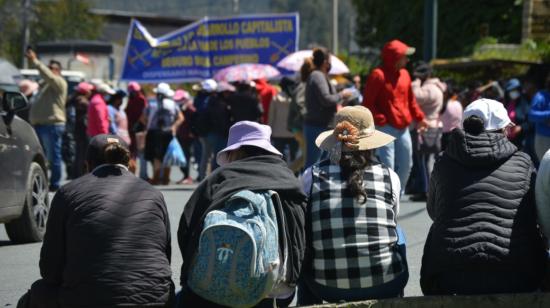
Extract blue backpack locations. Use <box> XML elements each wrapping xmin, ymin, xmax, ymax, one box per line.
<box><xmin>187</xmin><ymin>190</ymin><xmax>287</xmax><ymax>307</ymax></box>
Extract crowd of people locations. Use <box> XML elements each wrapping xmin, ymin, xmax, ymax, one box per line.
<box><xmin>15</xmin><ymin>39</ymin><xmax>550</xmax><ymax>307</ymax></box>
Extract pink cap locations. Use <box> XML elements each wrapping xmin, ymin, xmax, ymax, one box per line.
<box><xmin>173</xmin><ymin>89</ymin><xmax>190</xmax><ymax>102</ymax></box>
<box><xmin>127</xmin><ymin>81</ymin><xmax>141</xmax><ymax>92</ymax></box>
<box><xmin>74</xmin><ymin>82</ymin><xmax>94</xmax><ymax>94</ymax></box>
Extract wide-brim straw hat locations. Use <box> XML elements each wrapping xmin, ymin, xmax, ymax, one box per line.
<box><xmin>316</xmin><ymin>106</ymin><xmax>395</xmax><ymax>152</ymax></box>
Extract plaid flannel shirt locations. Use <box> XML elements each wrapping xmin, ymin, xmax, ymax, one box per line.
<box><xmin>308</xmin><ymin>159</ymin><xmax>406</xmax><ymax>289</ymax></box>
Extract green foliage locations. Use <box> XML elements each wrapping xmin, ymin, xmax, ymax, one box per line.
<box><xmin>337</xmin><ymin>53</ymin><xmax>373</xmax><ymax>77</ymax></box>
<box><xmin>472</xmin><ymin>39</ymin><xmax>541</xmax><ymax>62</ymax></box>
<box><xmin>352</xmin><ymin>0</ymin><xmax>524</xmax><ymax>59</ymax></box>
<box><xmin>31</xmin><ymin>0</ymin><xmax>103</xmax><ymax>42</ymax></box>
<box><xmin>0</xmin><ymin>0</ymin><xmax>22</xmax><ymax>64</ymax></box>
<box><xmin>271</xmin><ymin>0</ymin><xmax>355</xmax><ymax>52</ymax></box>
<box><xmin>0</xmin><ymin>0</ymin><xmax>103</xmax><ymax>66</ymax></box>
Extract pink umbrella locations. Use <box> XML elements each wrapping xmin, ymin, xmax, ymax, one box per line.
<box><xmin>277</xmin><ymin>50</ymin><xmax>350</xmax><ymax>75</ymax></box>
<box><xmin>213</xmin><ymin>63</ymin><xmax>281</xmax><ymax>82</ymax></box>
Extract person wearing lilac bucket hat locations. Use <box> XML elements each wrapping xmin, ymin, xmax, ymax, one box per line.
<box><xmin>216</xmin><ymin>121</ymin><xmax>282</xmax><ymax>165</ymax></box>
<box><xmin>177</xmin><ymin>120</ymin><xmax>307</xmax><ymax>307</ymax></box>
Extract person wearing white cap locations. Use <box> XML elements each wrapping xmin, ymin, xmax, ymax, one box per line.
<box><xmin>197</xmin><ymin>82</ymin><xmax>232</xmax><ymax>175</ymax></box>
<box><xmin>420</xmin><ymin>98</ymin><xmax>546</xmax><ymax>295</ymax></box>
<box><xmin>145</xmin><ymin>83</ymin><xmax>184</xmax><ymax>185</ymax></box>
<box><xmin>191</xmin><ymin>79</ymin><xmax>219</xmax><ymax>181</ymax></box>
<box><xmin>536</xmin><ymin>149</ymin><xmax>550</xmax><ymax>247</ymax></box>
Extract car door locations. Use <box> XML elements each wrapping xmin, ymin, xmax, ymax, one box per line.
<box><xmin>0</xmin><ymin>110</ymin><xmax>17</xmax><ymax>209</ymax></box>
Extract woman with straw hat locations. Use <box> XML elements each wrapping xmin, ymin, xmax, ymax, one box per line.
<box><xmin>298</xmin><ymin>106</ymin><xmax>408</xmax><ymax>304</ymax></box>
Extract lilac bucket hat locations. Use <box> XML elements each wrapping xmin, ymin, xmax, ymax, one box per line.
<box><xmin>216</xmin><ymin>121</ymin><xmax>282</xmax><ymax>166</ymax></box>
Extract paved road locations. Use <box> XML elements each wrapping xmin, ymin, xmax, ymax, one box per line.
<box><xmin>0</xmin><ymin>178</ymin><xmax>430</xmax><ymax>306</ymax></box>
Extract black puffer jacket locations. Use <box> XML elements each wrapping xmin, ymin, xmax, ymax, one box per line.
<box><xmin>420</xmin><ymin>129</ymin><xmax>546</xmax><ymax>295</ymax></box>
<box><xmin>40</xmin><ymin>165</ymin><xmax>173</xmax><ymax>307</ymax></box>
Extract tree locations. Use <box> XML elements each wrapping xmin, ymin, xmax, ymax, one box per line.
<box><xmin>31</xmin><ymin>0</ymin><xmax>103</xmax><ymax>43</ymax></box>
<box><xmin>0</xmin><ymin>0</ymin><xmax>23</xmax><ymax>64</ymax></box>
<box><xmin>352</xmin><ymin>0</ymin><xmax>523</xmax><ymax>59</ymax></box>
<box><xmin>270</xmin><ymin>0</ymin><xmax>356</xmax><ymax>51</ymax></box>
<box><xmin>0</xmin><ymin>0</ymin><xmax>103</xmax><ymax>66</ymax></box>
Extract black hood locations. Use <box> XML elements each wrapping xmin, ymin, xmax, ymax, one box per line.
<box><xmin>444</xmin><ymin>128</ymin><xmax>517</xmax><ymax>167</ymax></box>
<box><xmin>209</xmin><ymin>154</ymin><xmax>306</xmax><ymax>202</ymax></box>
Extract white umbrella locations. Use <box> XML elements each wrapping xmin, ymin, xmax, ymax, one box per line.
<box><xmin>213</xmin><ymin>63</ymin><xmax>280</xmax><ymax>82</ymax></box>
<box><xmin>277</xmin><ymin>50</ymin><xmax>350</xmax><ymax>75</ymax></box>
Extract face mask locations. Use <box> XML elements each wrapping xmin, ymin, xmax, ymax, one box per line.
<box><xmin>509</xmin><ymin>90</ymin><xmax>520</xmax><ymax>100</ymax></box>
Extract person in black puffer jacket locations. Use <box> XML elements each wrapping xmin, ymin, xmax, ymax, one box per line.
<box><xmin>18</xmin><ymin>134</ymin><xmax>173</xmax><ymax>308</ymax></box>
<box><xmin>420</xmin><ymin>99</ymin><xmax>547</xmax><ymax>295</ymax></box>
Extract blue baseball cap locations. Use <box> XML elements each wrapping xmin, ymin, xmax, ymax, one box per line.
<box><xmin>505</xmin><ymin>78</ymin><xmax>521</xmax><ymax>91</ymax></box>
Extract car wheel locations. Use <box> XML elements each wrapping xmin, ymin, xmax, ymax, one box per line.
<box><xmin>5</xmin><ymin>162</ymin><xmax>49</xmax><ymax>243</ymax></box>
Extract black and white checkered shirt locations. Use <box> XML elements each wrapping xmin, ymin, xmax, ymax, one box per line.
<box><xmin>307</xmin><ymin>159</ymin><xmax>406</xmax><ymax>289</ymax></box>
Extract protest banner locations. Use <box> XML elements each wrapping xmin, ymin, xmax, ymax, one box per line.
<box><xmin>121</xmin><ymin>13</ymin><xmax>299</xmax><ymax>82</ymax></box>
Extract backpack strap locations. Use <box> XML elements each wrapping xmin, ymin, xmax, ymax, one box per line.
<box><xmin>268</xmin><ymin>190</ymin><xmax>288</xmax><ymax>280</ymax></box>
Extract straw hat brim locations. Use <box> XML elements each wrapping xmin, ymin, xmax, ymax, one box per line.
<box><xmin>315</xmin><ymin>129</ymin><xmax>395</xmax><ymax>151</ymax></box>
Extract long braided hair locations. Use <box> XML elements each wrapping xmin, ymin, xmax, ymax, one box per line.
<box><xmin>339</xmin><ymin>150</ymin><xmax>375</xmax><ymax>204</ymax></box>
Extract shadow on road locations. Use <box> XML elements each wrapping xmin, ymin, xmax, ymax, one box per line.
<box><xmin>0</xmin><ymin>240</ymin><xmax>12</xmax><ymax>247</ymax></box>
<box><xmin>0</xmin><ymin>239</ymin><xmax>40</xmax><ymax>247</ymax></box>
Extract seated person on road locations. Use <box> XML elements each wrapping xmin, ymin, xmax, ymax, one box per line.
<box><xmin>421</xmin><ymin>99</ymin><xmax>547</xmax><ymax>295</ymax></box>
<box><xmin>177</xmin><ymin>121</ymin><xmax>307</xmax><ymax>307</ymax></box>
<box><xmin>536</xmin><ymin>148</ymin><xmax>550</xmax><ymax>291</ymax></box>
<box><xmin>298</xmin><ymin>106</ymin><xmax>409</xmax><ymax>305</ymax></box>
<box><xmin>19</xmin><ymin>134</ymin><xmax>173</xmax><ymax>308</ymax></box>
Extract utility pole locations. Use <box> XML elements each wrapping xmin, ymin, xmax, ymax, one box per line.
<box><xmin>423</xmin><ymin>0</ymin><xmax>437</xmax><ymax>62</ymax></box>
<box><xmin>333</xmin><ymin>0</ymin><xmax>338</xmax><ymax>53</ymax></box>
<box><xmin>22</xmin><ymin>0</ymin><xmax>31</xmax><ymax>68</ymax></box>
<box><xmin>233</xmin><ymin>0</ymin><xmax>239</xmax><ymax>14</ymax></box>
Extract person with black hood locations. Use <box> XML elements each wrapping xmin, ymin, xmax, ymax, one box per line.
<box><xmin>420</xmin><ymin>98</ymin><xmax>547</xmax><ymax>295</ymax></box>
<box><xmin>18</xmin><ymin>134</ymin><xmax>173</xmax><ymax>308</ymax></box>
<box><xmin>228</xmin><ymin>81</ymin><xmax>264</xmax><ymax>124</ymax></box>
<box><xmin>177</xmin><ymin>121</ymin><xmax>307</xmax><ymax>307</ymax></box>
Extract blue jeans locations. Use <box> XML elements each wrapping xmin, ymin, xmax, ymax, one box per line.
<box><xmin>35</xmin><ymin>124</ymin><xmax>65</xmax><ymax>189</ymax></box>
<box><xmin>376</xmin><ymin>125</ymin><xmax>413</xmax><ymax>195</ymax></box>
<box><xmin>304</xmin><ymin>124</ymin><xmax>327</xmax><ymax>169</ymax></box>
<box><xmin>298</xmin><ymin>227</ymin><xmax>409</xmax><ymax>305</ymax></box>
<box><xmin>138</xmin><ymin>151</ymin><xmax>148</xmax><ymax>180</ymax></box>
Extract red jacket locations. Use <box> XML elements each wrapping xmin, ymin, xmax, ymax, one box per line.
<box><xmin>87</xmin><ymin>93</ymin><xmax>109</xmax><ymax>137</ymax></box>
<box><xmin>362</xmin><ymin>40</ymin><xmax>425</xmax><ymax>129</ymax></box>
<box><xmin>125</xmin><ymin>92</ymin><xmax>148</xmax><ymax>130</ymax></box>
<box><xmin>255</xmin><ymin>79</ymin><xmax>277</xmax><ymax>124</ymax></box>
